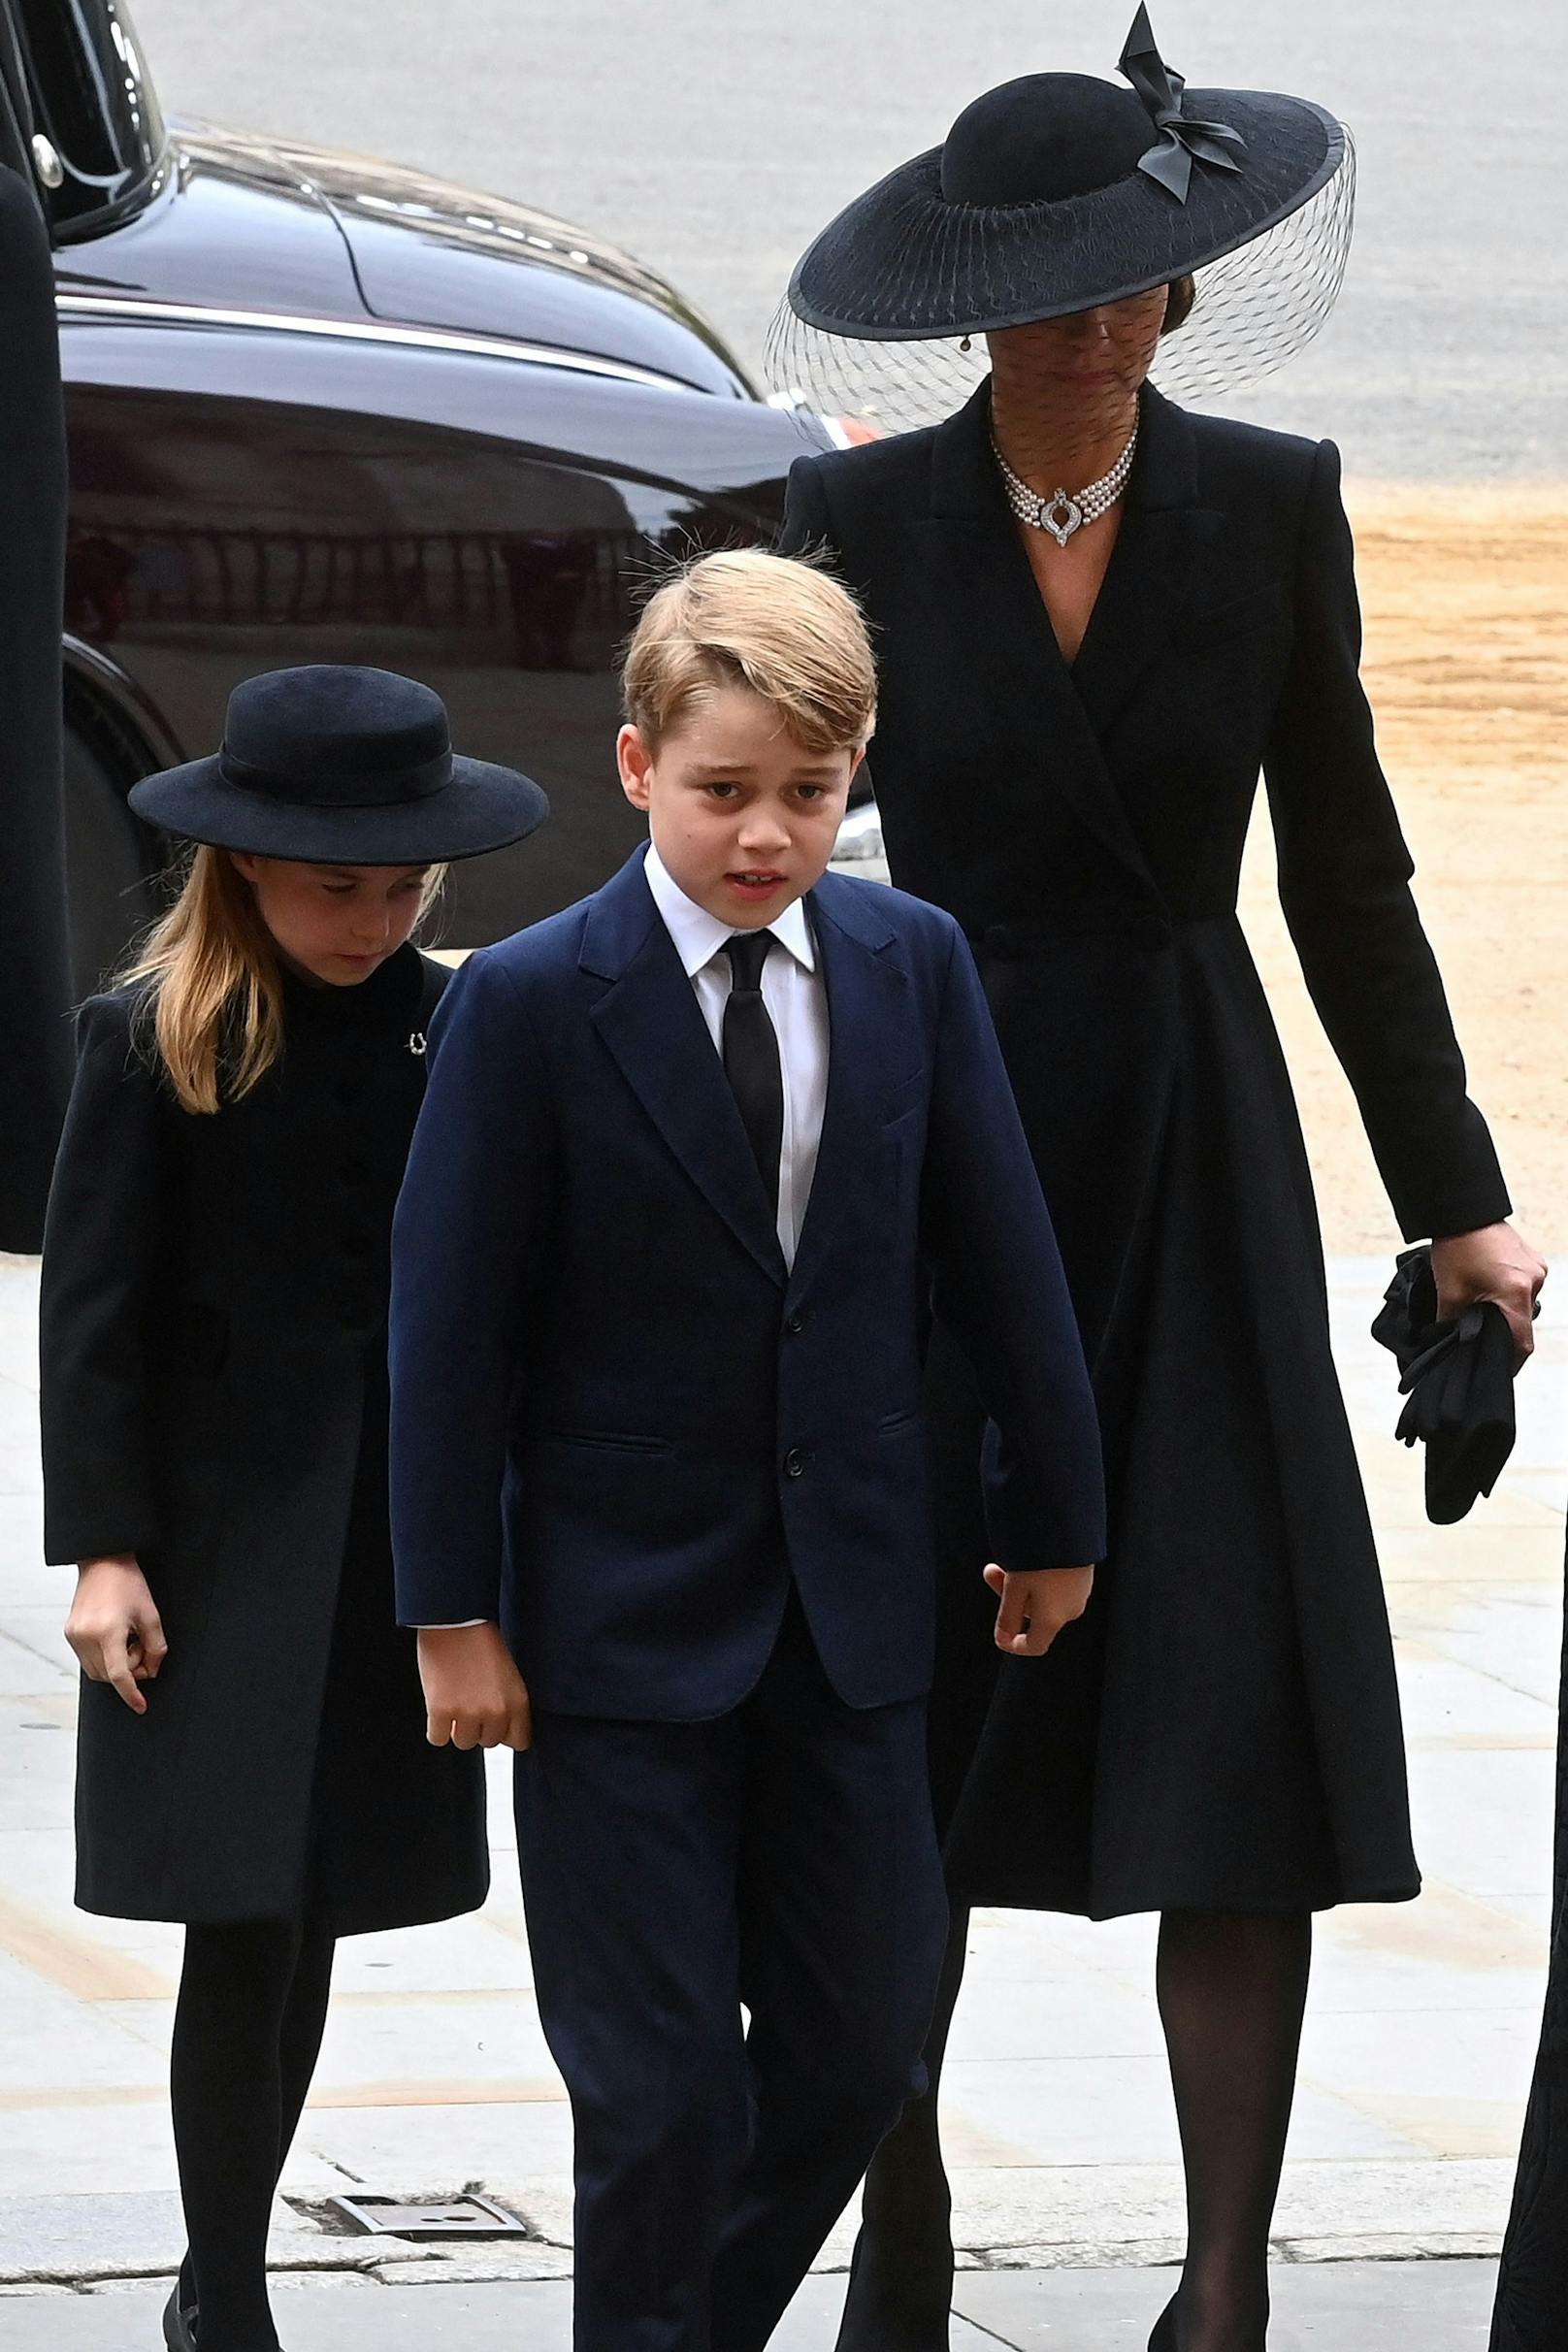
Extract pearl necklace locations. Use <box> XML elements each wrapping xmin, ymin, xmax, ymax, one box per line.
<box><xmin>991</xmin><ymin>423</ymin><xmax>1139</xmax><ymax>546</ymax></box>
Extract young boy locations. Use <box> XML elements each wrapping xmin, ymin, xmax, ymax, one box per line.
<box><xmin>389</xmin><ymin>550</ymin><xmax>1104</xmax><ymax>2349</ymax></box>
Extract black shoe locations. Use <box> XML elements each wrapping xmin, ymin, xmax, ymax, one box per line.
<box><xmin>1148</xmin><ymin>2298</ymin><xmax>1178</xmax><ymax>2352</ymax></box>
<box><xmin>162</xmin><ymin>2284</ymin><xmax>198</xmax><ymax>2351</ymax></box>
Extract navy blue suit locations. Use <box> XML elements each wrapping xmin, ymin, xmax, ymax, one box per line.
<box><xmin>390</xmin><ymin>849</ymin><xmax>1103</xmax><ymax>2348</ymax></box>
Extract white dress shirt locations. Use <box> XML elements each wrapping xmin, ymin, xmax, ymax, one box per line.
<box><xmin>641</xmin><ymin>843</ymin><xmax>829</xmax><ymax>1271</ymax></box>
<box><xmin>414</xmin><ymin>847</ymin><xmax>831</xmax><ymax>1627</ymax></box>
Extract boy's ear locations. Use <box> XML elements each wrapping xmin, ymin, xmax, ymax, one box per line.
<box><xmin>849</xmin><ymin>746</ymin><xmax>867</xmax><ymax>785</ymax></box>
<box><xmin>617</xmin><ymin>724</ymin><xmax>655</xmax><ymax>812</ymax></box>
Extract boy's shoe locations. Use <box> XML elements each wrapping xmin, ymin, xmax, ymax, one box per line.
<box><xmin>161</xmin><ymin>2284</ymin><xmax>198</xmax><ymax>2350</ymax></box>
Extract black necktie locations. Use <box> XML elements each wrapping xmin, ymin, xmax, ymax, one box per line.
<box><xmin>722</xmin><ymin>931</ymin><xmax>784</xmax><ymax>1215</ymax></box>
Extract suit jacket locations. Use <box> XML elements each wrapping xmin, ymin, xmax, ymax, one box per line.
<box><xmin>779</xmin><ymin>379</ymin><xmax>1509</xmax><ymax>1252</ymax></box>
<box><xmin>389</xmin><ymin>850</ymin><xmax>1105</xmax><ymax>1719</ymax></box>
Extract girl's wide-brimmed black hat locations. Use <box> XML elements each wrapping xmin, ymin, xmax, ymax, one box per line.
<box><xmin>128</xmin><ymin>665</ymin><xmax>550</xmax><ymax>865</ymax></box>
<box><xmin>768</xmin><ymin>7</ymin><xmax>1356</xmax><ymax>430</ymax></box>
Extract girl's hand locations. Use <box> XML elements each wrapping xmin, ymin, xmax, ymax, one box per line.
<box><xmin>1432</xmin><ymin>1223</ymin><xmax>1548</xmax><ymax>1359</ymax></box>
<box><xmin>416</xmin><ymin>1623</ymin><xmax>533</xmax><ymax>1751</ymax></box>
<box><xmin>66</xmin><ymin>1556</ymin><xmax>168</xmax><ymax>1715</ymax></box>
<box><xmin>984</xmin><ymin>1563</ymin><xmax>1095</xmax><ymax>1656</ymax></box>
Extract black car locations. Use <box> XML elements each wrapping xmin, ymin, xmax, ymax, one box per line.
<box><xmin>2</xmin><ymin>0</ymin><xmax>845</xmax><ymax>990</ymax></box>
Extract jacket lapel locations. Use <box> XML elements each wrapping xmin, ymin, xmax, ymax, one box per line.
<box><xmin>786</xmin><ymin>876</ymin><xmax>909</xmax><ymax>1305</ymax></box>
<box><xmin>584</xmin><ymin>854</ymin><xmax>786</xmax><ymax>1287</ymax></box>
<box><xmin>1068</xmin><ymin>383</ymin><xmax>1223</xmax><ymax>740</ymax></box>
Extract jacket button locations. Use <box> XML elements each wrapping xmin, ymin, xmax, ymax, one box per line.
<box><xmin>783</xmin><ymin>1447</ymin><xmax>806</xmax><ymax>1480</ymax></box>
<box><xmin>785</xmin><ymin>1310</ymin><xmax>807</xmax><ymax>1336</ymax></box>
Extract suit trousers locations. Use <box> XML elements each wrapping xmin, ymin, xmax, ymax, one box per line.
<box><xmin>513</xmin><ymin>1589</ymin><xmax>948</xmax><ymax>2352</ymax></box>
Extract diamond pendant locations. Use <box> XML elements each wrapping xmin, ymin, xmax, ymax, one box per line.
<box><xmin>1042</xmin><ymin>491</ymin><xmax>1083</xmax><ymax>546</ymax></box>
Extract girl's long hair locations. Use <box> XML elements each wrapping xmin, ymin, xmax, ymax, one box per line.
<box><xmin>118</xmin><ymin>846</ymin><xmax>443</xmax><ymax>1116</ymax></box>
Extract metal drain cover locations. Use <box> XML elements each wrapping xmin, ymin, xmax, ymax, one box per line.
<box><xmin>328</xmin><ymin>2192</ymin><xmax>530</xmax><ymax>2239</ymax></box>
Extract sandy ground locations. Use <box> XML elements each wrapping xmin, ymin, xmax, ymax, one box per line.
<box><xmin>1241</xmin><ymin>484</ymin><xmax>1568</xmax><ymax>1254</ymax></box>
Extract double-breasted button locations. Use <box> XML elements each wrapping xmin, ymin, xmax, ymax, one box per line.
<box><xmin>783</xmin><ymin>1447</ymin><xmax>806</xmax><ymax>1480</ymax></box>
<box><xmin>785</xmin><ymin>1310</ymin><xmax>808</xmax><ymax>1336</ymax></box>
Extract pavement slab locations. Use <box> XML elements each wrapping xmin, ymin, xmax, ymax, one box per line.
<box><xmin>0</xmin><ymin>2262</ymin><xmax>1504</xmax><ymax>2348</ymax></box>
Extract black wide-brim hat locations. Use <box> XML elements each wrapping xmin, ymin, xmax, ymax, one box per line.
<box><xmin>129</xmin><ymin>665</ymin><xmax>549</xmax><ymax>864</ymax></box>
<box><xmin>787</xmin><ymin>8</ymin><xmax>1346</xmax><ymax>339</ymax></box>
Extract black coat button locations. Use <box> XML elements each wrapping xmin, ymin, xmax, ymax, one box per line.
<box><xmin>783</xmin><ymin>1447</ymin><xmax>806</xmax><ymax>1480</ymax></box>
<box><xmin>785</xmin><ymin>1311</ymin><xmax>807</xmax><ymax>1336</ymax></box>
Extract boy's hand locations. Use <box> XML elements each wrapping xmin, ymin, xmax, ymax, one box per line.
<box><xmin>417</xmin><ymin>1623</ymin><xmax>533</xmax><ymax>1751</ymax></box>
<box><xmin>66</xmin><ymin>1554</ymin><xmax>168</xmax><ymax>1715</ymax></box>
<box><xmin>983</xmin><ymin>1563</ymin><xmax>1094</xmax><ymax>1657</ymax></box>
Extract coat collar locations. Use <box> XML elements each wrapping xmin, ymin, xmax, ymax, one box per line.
<box><xmin>928</xmin><ymin>376</ymin><xmax>1199</xmax><ymax>520</ymax></box>
<box><xmin>920</xmin><ymin>378</ymin><xmax>1219</xmax><ymax>891</ymax></box>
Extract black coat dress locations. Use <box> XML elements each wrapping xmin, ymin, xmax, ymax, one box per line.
<box><xmin>40</xmin><ymin>945</ymin><xmax>489</xmax><ymax>1934</ymax></box>
<box><xmin>781</xmin><ymin>380</ymin><xmax>1511</xmax><ymax>1919</ymax></box>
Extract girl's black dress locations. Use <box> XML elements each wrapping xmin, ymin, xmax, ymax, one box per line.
<box><xmin>40</xmin><ymin>943</ymin><xmax>488</xmax><ymax>1934</ymax></box>
<box><xmin>782</xmin><ymin>381</ymin><xmax>1512</xmax><ymax>1919</ymax></box>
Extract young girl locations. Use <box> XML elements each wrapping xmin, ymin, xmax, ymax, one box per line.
<box><xmin>39</xmin><ymin>665</ymin><xmax>547</xmax><ymax>2352</ymax></box>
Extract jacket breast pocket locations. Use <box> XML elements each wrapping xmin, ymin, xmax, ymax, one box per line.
<box><xmin>539</xmin><ymin>1430</ymin><xmax>674</xmax><ymax>1458</ymax></box>
<box><xmin>1170</xmin><ymin>584</ymin><xmax>1287</xmax><ymax>657</ymax></box>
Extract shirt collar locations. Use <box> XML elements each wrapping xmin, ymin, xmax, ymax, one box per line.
<box><xmin>642</xmin><ymin>841</ymin><xmax>817</xmax><ymax>977</ymax></box>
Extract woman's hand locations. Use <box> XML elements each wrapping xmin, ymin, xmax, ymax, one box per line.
<box><xmin>66</xmin><ymin>1555</ymin><xmax>167</xmax><ymax>1714</ymax></box>
<box><xmin>984</xmin><ymin>1563</ymin><xmax>1095</xmax><ymax>1656</ymax></box>
<box><xmin>1431</xmin><ymin>1222</ymin><xmax>1548</xmax><ymax>1358</ymax></box>
<box><xmin>416</xmin><ymin>1623</ymin><xmax>533</xmax><ymax>1751</ymax></box>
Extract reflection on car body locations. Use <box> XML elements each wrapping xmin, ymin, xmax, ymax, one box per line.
<box><xmin>4</xmin><ymin>0</ymin><xmax>850</xmax><ymax>995</ymax></box>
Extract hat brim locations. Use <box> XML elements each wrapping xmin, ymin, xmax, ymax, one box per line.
<box><xmin>789</xmin><ymin>89</ymin><xmax>1345</xmax><ymax>338</ymax></box>
<box><xmin>128</xmin><ymin>755</ymin><xmax>550</xmax><ymax>865</ymax></box>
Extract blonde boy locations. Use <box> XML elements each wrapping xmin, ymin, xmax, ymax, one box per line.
<box><xmin>390</xmin><ymin>551</ymin><xmax>1103</xmax><ymax>2348</ymax></box>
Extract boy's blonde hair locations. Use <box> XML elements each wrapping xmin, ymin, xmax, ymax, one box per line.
<box><xmin>622</xmin><ymin>549</ymin><xmax>877</xmax><ymax>755</ymax></box>
<box><xmin>118</xmin><ymin>846</ymin><xmax>443</xmax><ymax>1117</ymax></box>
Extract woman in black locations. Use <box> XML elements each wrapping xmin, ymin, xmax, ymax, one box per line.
<box><xmin>39</xmin><ymin>667</ymin><xmax>546</xmax><ymax>2352</ymax></box>
<box><xmin>776</xmin><ymin>15</ymin><xmax>1546</xmax><ymax>2350</ymax></box>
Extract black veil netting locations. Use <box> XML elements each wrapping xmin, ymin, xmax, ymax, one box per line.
<box><xmin>765</xmin><ymin>133</ymin><xmax>1356</xmax><ymax>439</ymax></box>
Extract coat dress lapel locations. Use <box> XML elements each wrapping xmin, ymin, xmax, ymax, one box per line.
<box><xmin>1068</xmin><ymin>383</ymin><xmax>1224</xmax><ymax>740</ymax></box>
<box><xmin>583</xmin><ymin>853</ymin><xmax>787</xmax><ymax>1287</ymax></box>
<box><xmin>785</xmin><ymin>874</ymin><xmax>911</xmax><ymax>1307</ymax></box>
<box><xmin>918</xmin><ymin>378</ymin><xmax>1219</xmax><ymax>899</ymax></box>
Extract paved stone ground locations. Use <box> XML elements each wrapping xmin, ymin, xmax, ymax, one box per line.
<box><xmin>0</xmin><ymin>2260</ymin><xmax>1508</xmax><ymax>2348</ymax></box>
<box><xmin>0</xmin><ymin>1248</ymin><xmax>1563</xmax><ymax>2320</ymax></box>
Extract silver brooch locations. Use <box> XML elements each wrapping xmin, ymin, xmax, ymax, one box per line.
<box><xmin>407</xmin><ymin>1032</ymin><xmax>428</xmax><ymax>1058</ymax></box>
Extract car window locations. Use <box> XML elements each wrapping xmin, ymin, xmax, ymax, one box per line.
<box><xmin>14</xmin><ymin>0</ymin><xmax>164</xmax><ymax>235</ymax></box>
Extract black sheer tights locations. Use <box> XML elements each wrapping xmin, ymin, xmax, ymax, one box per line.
<box><xmin>1156</xmin><ymin>1910</ymin><xmax>1313</xmax><ymax>2351</ymax></box>
<box><xmin>834</xmin><ymin>1908</ymin><xmax>1312</xmax><ymax>2352</ymax></box>
<box><xmin>171</xmin><ymin>1916</ymin><xmax>337</xmax><ymax>2352</ymax></box>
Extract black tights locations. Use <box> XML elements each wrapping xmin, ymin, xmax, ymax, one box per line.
<box><xmin>835</xmin><ymin>1907</ymin><xmax>1312</xmax><ymax>2352</ymax></box>
<box><xmin>171</xmin><ymin>1916</ymin><xmax>337</xmax><ymax>2352</ymax></box>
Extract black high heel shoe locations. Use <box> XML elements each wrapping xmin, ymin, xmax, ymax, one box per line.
<box><xmin>161</xmin><ymin>2283</ymin><xmax>198</xmax><ymax>2350</ymax></box>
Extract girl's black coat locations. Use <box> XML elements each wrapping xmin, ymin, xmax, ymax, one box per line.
<box><xmin>782</xmin><ymin>381</ymin><xmax>1510</xmax><ymax>1917</ymax></box>
<box><xmin>39</xmin><ymin>946</ymin><xmax>489</xmax><ymax>1932</ymax></box>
